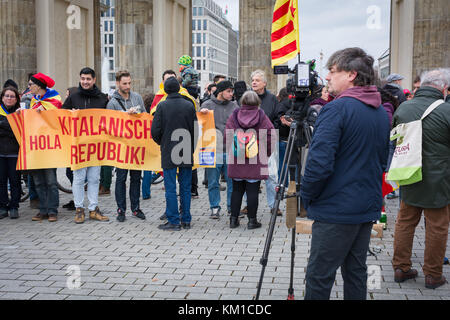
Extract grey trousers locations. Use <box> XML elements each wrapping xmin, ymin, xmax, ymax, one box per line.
<box><xmin>304</xmin><ymin>220</ymin><xmax>373</xmax><ymax>300</ymax></box>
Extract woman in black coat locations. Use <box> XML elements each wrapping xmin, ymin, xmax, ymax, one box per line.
<box><xmin>0</xmin><ymin>87</ymin><xmax>21</xmax><ymax>219</ymax></box>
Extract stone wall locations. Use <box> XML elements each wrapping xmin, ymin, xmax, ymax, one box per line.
<box><xmin>0</xmin><ymin>0</ymin><xmax>37</xmax><ymax>91</ymax></box>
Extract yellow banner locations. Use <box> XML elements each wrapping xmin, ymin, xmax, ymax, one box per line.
<box><xmin>7</xmin><ymin>109</ymin><xmax>216</xmax><ymax>171</ymax></box>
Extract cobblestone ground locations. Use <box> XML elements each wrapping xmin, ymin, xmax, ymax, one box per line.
<box><xmin>0</xmin><ymin>170</ymin><xmax>449</xmax><ymax>300</ymax></box>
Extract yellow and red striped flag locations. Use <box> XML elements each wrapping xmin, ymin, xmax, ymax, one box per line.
<box><xmin>271</xmin><ymin>0</ymin><xmax>300</xmax><ymax>68</ymax></box>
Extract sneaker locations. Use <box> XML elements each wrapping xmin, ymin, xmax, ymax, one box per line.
<box><xmin>219</xmin><ymin>185</ymin><xmax>226</xmax><ymax>191</ymax></box>
<box><xmin>143</xmin><ymin>196</ymin><xmax>151</xmax><ymax>200</ymax></box>
<box><xmin>62</xmin><ymin>200</ymin><xmax>76</xmax><ymax>211</ymax></box>
<box><xmin>191</xmin><ymin>191</ymin><xmax>199</xmax><ymax>199</ymax></box>
<box><xmin>276</xmin><ymin>209</ymin><xmax>282</xmax><ymax>217</ymax></box>
<box><xmin>159</xmin><ymin>213</ymin><xmax>167</xmax><ymax>221</ymax></box>
<box><xmin>74</xmin><ymin>208</ymin><xmax>85</xmax><ymax>224</ymax></box>
<box><xmin>132</xmin><ymin>209</ymin><xmax>146</xmax><ymax>220</ymax></box>
<box><xmin>117</xmin><ymin>209</ymin><xmax>126</xmax><ymax>223</ymax></box>
<box><xmin>210</xmin><ymin>207</ymin><xmax>220</xmax><ymax>219</ymax></box>
<box><xmin>32</xmin><ymin>213</ymin><xmax>48</xmax><ymax>221</ymax></box>
<box><xmin>230</xmin><ymin>216</ymin><xmax>240</xmax><ymax>229</ymax></box>
<box><xmin>89</xmin><ymin>207</ymin><xmax>109</xmax><ymax>222</ymax></box>
<box><xmin>48</xmin><ymin>214</ymin><xmax>58</xmax><ymax>222</ymax></box>
<box><xmin>9</xmin><ymin>208</ymin><xmax>19</xmax><ymax>219</ymax></box>
<box><xmin>158</xmin><ymin>222</ymin><xmax>181</xmax><ymax>231</ymax></box>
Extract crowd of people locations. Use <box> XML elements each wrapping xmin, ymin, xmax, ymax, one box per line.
<box><xmin>0</xmin><ymin>48</ymin><xmax>449</xmax><ymax>297</ymax></box>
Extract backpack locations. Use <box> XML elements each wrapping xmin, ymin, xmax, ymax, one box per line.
<box><xmin>233</xmin><ymin>130</ymin><xmax>258</xmax><ymax>159</ymax></box>
<box><xmin>387</xmin><ymin>99</ymin><xmax>444</xmax><ymax>186</ymax></box>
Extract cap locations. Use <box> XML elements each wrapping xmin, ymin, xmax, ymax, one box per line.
<box><xmin>31</xmin><ymin>73</ymin><xmax>55</xmax><ymax>89</ymax></box>
<box><xmin>386</xmin><ymin>73</ymin><xmax>404</xmax><ymax>83</ymax></box>
<box><xmin>216</xmin><ymin>80</ymin><xmax>233</xmax><ymax>94</ymax></box>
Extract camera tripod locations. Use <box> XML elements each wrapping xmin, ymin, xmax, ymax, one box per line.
<box><xmin>255</xmin><ymin>113</ymin><xmax>312</xmax><ymax>301</ymax></box>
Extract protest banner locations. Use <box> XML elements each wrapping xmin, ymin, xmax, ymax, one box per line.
<box><xmin>8</xmin><ymin>109</ymin><xmax>216</xmax><ymax>171</ymax></box>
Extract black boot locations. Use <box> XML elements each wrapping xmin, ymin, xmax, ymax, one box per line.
<box><xmin>230</xmin><ymin>216</ymin><xmax>240</xmax><ymax>229</ymax></box>
<box><xmin>248</xmin><ymin>217</ymin><xmax>261</xmax><ymax>230</ymax></box>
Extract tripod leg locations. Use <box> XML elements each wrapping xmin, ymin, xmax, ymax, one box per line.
<box><xmin>288</xmin><ymin>227</ymin><xmax>296</xmax><ymax>300</ymax></box>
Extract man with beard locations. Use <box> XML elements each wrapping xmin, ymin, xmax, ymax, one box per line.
<box><xmin>63</xmin><ymin>67</ymin><xmax>110</xmax><ymax>224</ymax></box>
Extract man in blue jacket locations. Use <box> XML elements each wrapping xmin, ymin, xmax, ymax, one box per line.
<box><xmin>301</xmin><ymin>48</ymin><xmax>390</xmax><ymax>300</ymax></box>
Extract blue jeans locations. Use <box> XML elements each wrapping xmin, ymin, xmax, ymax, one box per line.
<box><xmin>163</xmin><ymin>167</ymin><xmax>192</xmax><ymax>225</ymax></box>
<box><xmin>31</xmin><ymin>169</ymin><xmax>59</xmax><ymax>215</ymax></box>
<box><xmin>0</xmin><ymin>157</ymin><xmax>20</xmax><ymax>210</ymax></box>
<box><xmin>305</xmin><ymin>221</ymin><xmax>373</xmax><ymax>300</ymax></box>
<box><xmin>28</xmin><ymin>175</ymin><xmax>38</xmax><ymax>201</ymax></box>
<box><xmin>142</xmin><ymin>171</ymin><xmax>153</xmax><ymax>199</ymax></box>
<box><xmin>73</xmin><ymin>166</ymin><xmax>100</xmax><ymax>211</ymax></box>
<box><xmin>206</xmin><ymin>153</ymin><xmax>232</xmax><ymax>210</ymax></box>
<box><xmin>115</xmin><ymin>169</ymin><xmax>141</xmax><ymax>212</ymax></box>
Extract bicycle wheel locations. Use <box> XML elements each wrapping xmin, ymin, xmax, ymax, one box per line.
<box><xmin>56</xmin><ymin>168</ymin><xmax>73</xmax><ymax>194</ymax></box>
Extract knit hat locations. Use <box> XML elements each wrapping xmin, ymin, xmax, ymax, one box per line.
<box><xmin>216</xmin><ymin>80</ymin><xmax>233</xmax><ymax>94</ymax></box>
<box><xmin>386</xmin><ymin>73</ymin><xmax>404</xmax><ymax>83</ymax></box>
<box><xmin>31</xmin><ymin>73</ymin><xmax>55</xmax><ymax>89</ymax></box>
<box><xmin>3</xmin><ymin>79</ymin><xmax>18</xmax><ymax>90</ymax></box>
<box><xmin>164</xmin><ymin>76</ymin><xmax>180</xmax><ymax>94</ymax></box>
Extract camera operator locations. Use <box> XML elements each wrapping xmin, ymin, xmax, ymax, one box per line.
<box><xmin>300</xmin><ymin>48</ymin><xmax>390</xmax><ymax>300</ymax></box>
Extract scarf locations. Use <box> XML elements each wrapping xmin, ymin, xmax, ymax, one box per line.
<box><xmin>149</xmin><ymin>82</ymin><xmax>197</xmax><ymax>115</ymax></box>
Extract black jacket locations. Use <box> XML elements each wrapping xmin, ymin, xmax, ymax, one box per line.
<box><xmin>257</xmin><ymin>89</ymin><xmax>278</xmax><ymax>124</ymax></box>
<box><xmin>0</xmin><ymin>105</ymin><xmax>20</xmax><ymax>155</ymax></box>
<box><xmin>62</xmin><ymin>85</ymin><xmax>108</xmax><ymax>110</ymax></box>
<box><xmin>151</xmin><ymin>93</ymin><xmax>197</xmax><ymax>169</ymax></box>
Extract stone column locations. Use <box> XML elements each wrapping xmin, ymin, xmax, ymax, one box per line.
<box><xmin>390</xmin><ymin>0</ymin><xmax>449</xmax><ymax>88</ymax></box>
<box><xmin>0</xmin><ymin>0</ymin><xmax>37</xmax><ymax>90</ymax></box>
<box><xmin>412</xmin><ymin>0</ymin><xmax>449</xmax><ymax>81</ymax></box>
<box><xmin>239</xmin><ymin>0</ymin><xmax>277</xmax><ymax>93</ymax></box>
<box><xmin>115</xmin><ymin>0</ymin><xmax>154</xmax><ymax>96</ymax></box>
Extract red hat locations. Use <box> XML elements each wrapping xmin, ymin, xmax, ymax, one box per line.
<box><xmin>31</xmin><ymin>73</ymin><xmax>55</xmax><ymax>89</ymax></box>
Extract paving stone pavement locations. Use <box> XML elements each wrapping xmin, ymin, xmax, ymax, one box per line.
<box><xmin>0</xmin><ymin>170</ymin><xmax>448</xmax><ymax>300</ymax></box>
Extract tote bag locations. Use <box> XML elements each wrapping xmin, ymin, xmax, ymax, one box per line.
<box><xmin>387</xmin><ymin>99</ymin><xmax>444</xmax><ymax>186</ymax></box>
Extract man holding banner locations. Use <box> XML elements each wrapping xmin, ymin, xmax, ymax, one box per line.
<box><xmin>62</xmin><ymin>67</ymin><xmax>110</xmax><ymax>224</ymax></box>
<box><xmin>107</xmin><ymin>70</ymin><xmax>147</xmax><ymax>223</ymax></box>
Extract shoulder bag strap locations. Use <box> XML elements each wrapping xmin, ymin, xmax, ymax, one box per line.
<box><xmin>421</xmin><ymin>99</ymin><xmax>444</xmax><ymax>120</ymax></box>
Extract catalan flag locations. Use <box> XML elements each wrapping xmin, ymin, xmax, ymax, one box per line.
<box><xmin>30</xmin><ymin>89</ymin><xmax>62</xmax><ymax>110</ymax></box>
<box><xmin>149</xmin><ymin>82</ymin><xmax>197</xmax><ymax>116</ymax></box>
<box><xmin>271</xmin><ymin>0</ymin><xmax>300</xmax><ymax>68</ymax></box>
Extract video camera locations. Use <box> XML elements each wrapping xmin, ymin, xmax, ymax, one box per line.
<box><xmin>274</xmin><ymin>59</ymin><xmax>322</xmax><ymax>145</ymax></box>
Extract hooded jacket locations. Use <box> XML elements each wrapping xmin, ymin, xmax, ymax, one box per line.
<box><xmin>62</xmin><ymin>84</ymin><xmax>108</xmax><ymax>110</ymax></box>
<box><xmin>392</xmin><ymin>86</ymin><xmax>450</xmax><ymax>208</ymax></box>
<box><xmin>383</xmin><ymin>83</ymin><xmax>407</xmax><ymax>105</ymax></box>
<box><xmin>300</xmin><ymin>85</ymin><xmax>390</xmax><ymax>224</ymax></box>
<box><xmin>225</xmin><ymin>105</ymin><xmax>275</xmax><ymax>180</ymax></box>
<box><xmin>151</xmin><ymin>77</ymin><xmax>197</xmax><ymax>169</ymax></box>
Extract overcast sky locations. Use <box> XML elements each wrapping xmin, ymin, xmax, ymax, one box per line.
<box><xmin>215</xmin><ymin>0</ymin><xmax>391</xmax><ymax>79</ymax></box>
